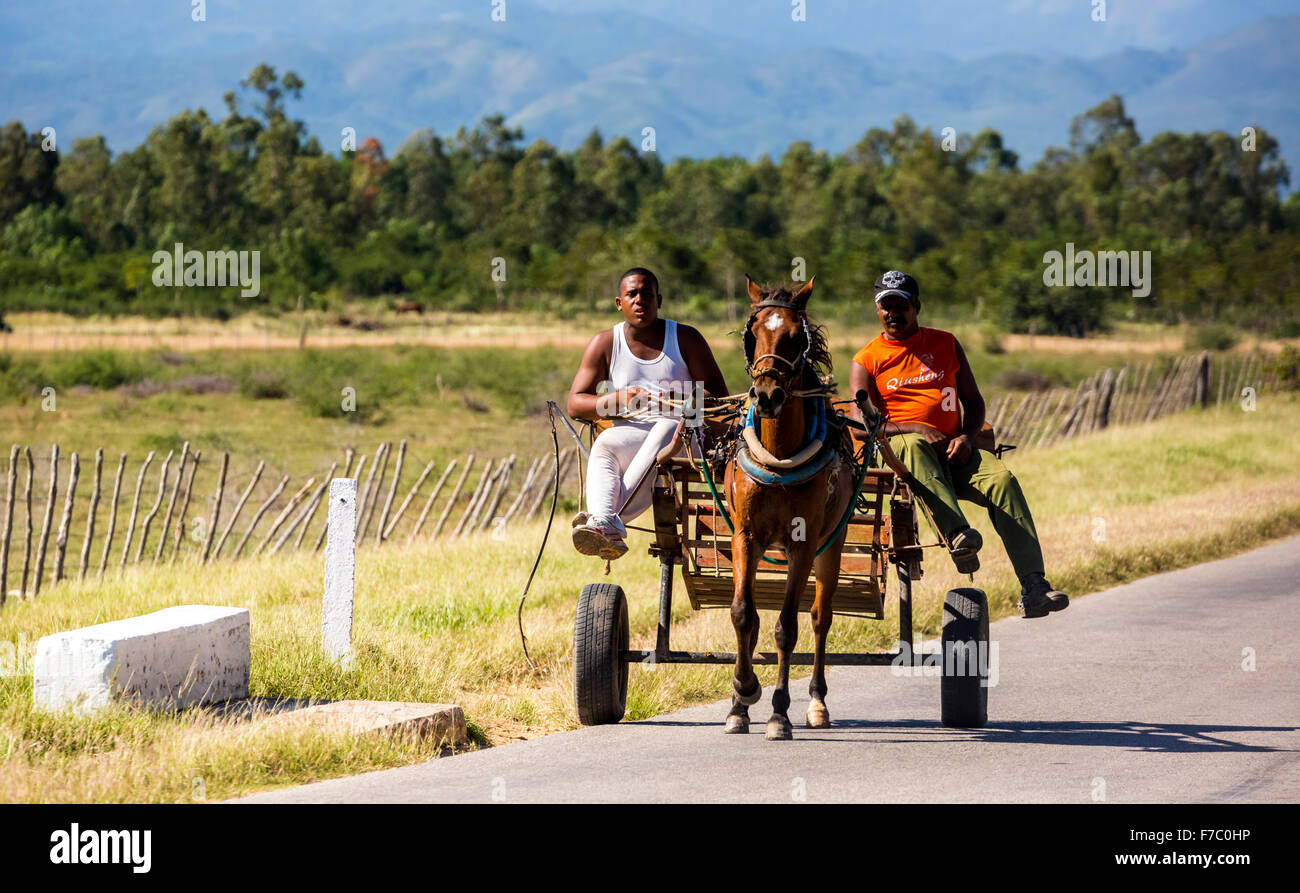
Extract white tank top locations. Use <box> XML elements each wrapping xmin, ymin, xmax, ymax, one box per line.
<box><xmin>608</xmin><ymin>319</ymin><xmax>693</xmax><ymax>426</ymax></box>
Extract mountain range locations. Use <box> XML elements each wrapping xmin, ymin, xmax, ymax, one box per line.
<box><xmin>2</xmin><ymin>1</ymin><xmax>1297</xmax><ymax>175</ymax></box>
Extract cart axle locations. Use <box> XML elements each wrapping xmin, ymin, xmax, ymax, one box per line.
<box><xmin>622</xmin><ymin>649</ymin><xmax>924</xmax><ymax>667</ymax></box>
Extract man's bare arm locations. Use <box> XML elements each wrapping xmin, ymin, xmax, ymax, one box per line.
<box><xmin>945</xmin><ymin>338</ymin><xmax>985</xmax><ymax>463</ymax></box>
<box><xmin>677</xmin><ymin>325</ymin><xmax>729</xmax><ymax>399</ymax></box>
<box><xmin>953</xmin><ymin>339</ymin><xmax>985</xmax><ymax>437</ymax></box>
<box><xmin>567</xmin><ymin>332</ymin><xmax>615</xmax><ymax>421</ymax></box>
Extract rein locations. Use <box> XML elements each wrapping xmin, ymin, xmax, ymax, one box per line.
<box><xmin>515</xmin><ymin>401</ymin><xmax>565</xmax><ymax>669</ymax></box>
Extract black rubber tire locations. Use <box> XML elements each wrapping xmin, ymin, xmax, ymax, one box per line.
<box><xmin>940</xmin><ymin>587</ymin><xmax>989</xmax><ymax>728</ymax></box>
<box><xmin>574</xmin><ymin>583</ymin><xmax>630</xmax><ymax>725</ymax></box>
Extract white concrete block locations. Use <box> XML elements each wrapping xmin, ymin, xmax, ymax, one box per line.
<box><xmin>259</xmin><ymin>700</ymin><xmax>467</xmax><ymax>745</ymax></box>
<box><xmin>33</xmin><ymin>605</ymin><xmax>250</xmax><ymax>714</ymax></box>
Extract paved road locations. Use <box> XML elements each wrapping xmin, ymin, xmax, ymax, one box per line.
<box><xmin>239</xmin><ymin>536</ymin><xmax>1300</xmax><ymax>803</ymax></box>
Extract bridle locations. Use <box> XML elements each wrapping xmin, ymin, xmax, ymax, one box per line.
<box><xmin>744</xmin><ymin>298</ymin><xmax>812</xmax><ymax>388</ymax></box>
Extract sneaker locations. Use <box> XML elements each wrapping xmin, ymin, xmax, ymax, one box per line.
<box><xmin>948</xmin><ymin>526</ymin><xmax>982</xmax><ymax>574</ymax></box>
<box><xmin>571</xmin><ymin>516</ymin><xmax>629</xmax><ymax>560</ymax></box>
<box><xmin>1019</xmin><ymin>573</ymin><xmax>1069</xmax><ymax>618</ymax></box>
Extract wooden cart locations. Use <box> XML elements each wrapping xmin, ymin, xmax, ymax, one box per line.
<box><xmin>572</xmin><ymin>449</ymin><xmax>992</xmax><ymax>729</ymax></box>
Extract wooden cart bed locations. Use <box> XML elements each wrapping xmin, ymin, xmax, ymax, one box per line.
<box><xmin>651</xmin><ymin>458</ymin><xmax>901</xmax><ymax>619</ymax></box>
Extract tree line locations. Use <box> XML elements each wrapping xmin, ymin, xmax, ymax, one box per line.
<box><xmin>1</xmin><ymin>64</ymin><xmax>1296</xmax><ymax>336</ymax></box>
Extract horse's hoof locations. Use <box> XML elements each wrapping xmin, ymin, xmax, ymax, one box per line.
<box><xmin>724</xmin><ymin>714</ymin><xmax>750</xmax><ymax>734</ymax></box>
<box><xmin>765</xmin><ymin>717</ymin><xmax>794</xmax><ymax>741</ymax></box>
<box><xmin>806</xmin><ymin>700</ymin><xmax>831</xmax><ymax>729</ymax></box>
<box><xmin>735</xmin><ymin>676</ymin><xmax>763</xmax><ymax>706</ymax></box>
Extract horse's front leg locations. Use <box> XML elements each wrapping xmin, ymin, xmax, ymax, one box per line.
<box><xmin>767</xmin><ymin>546</ymin><xmax>814</xmax><ymax>741</ymax></box>
<box><xmin>726</xmin><ymin>532</ymin><xmax>762</xmax><ymax>734</ymax></box>
<box><xmin>806</xmin><ymin>546</ymin><xmax>842</xmax><ymax>729</ymax></box>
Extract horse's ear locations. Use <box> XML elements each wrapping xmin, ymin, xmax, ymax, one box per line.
<box><xmin>792</xmin><ymin>275</ymin><xmax>815</xmax><ymax>308</ymax></box>
<box><xmin>745</xmin><ymin>274</ymin><xmax>764</xmax><ymax>305</ymax></box>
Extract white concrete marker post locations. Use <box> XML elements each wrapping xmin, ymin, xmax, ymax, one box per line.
<box><xmin>323</xmin><ymin>478</ymin><xmax>356</xmax><ymax>667</ymax></box>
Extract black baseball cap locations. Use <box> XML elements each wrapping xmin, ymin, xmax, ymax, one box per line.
<box><xmin>874</xmin><ymin>270</ymin><xmax>919</xmax><ymax>305</ymax></box>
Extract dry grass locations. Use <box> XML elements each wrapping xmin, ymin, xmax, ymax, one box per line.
<box><xmin>0</xmin><ymin>394</ymin><xmax>1297</xmax><ymax>802</ymax></box>
<box><xmin>8</xmin><ymin>310</ymin><xmax>1295</xmax><ymax>357</ymax></box>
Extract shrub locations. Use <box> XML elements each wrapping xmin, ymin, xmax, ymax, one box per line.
<box><xmin>237</xmin><ymin>368</ymin><xmax>290</xmax><ymax>399</ymax></box>
<box><xmin>1272</xmin><ymin>320</ymin><xmax>1300</xmax><ymax>339</ymax></box>
<box><xmin>47</xmin><ymin>350</ymin><xmax>149</xmax><ymax>390</ymax></box>
<box><xmin>172</xmin><ymin>374</ymin><xmax>235</xmax><ymax>395</ymax></box>
<box><xmin>992</xmin><ymin>368</ymin><xmax>1051</xmax><ymax>391</ymax></box>
<box><xmin>1185</xmin><ymin>324</ymin><xmax>1238</xmax><ymax>352</ymax></box>
<box><xmin>1265</xmin><ymin>346</ymin><xmax>1300</xmax><ymax>391</ymax></box>
<box><xmin>980</xmin><ymin>323</ymin><xmax>1006</xmax><ymax>354</ymax></box>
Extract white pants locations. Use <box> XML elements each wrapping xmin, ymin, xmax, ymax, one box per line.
<box><xmin>585</xmin><ymin>418</ymin><xmax>686</xmax><ymax>535</ymax></box>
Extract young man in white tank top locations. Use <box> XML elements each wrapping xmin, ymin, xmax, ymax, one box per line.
<box><xmin>566</xmin><ymin>268</ymin><xmax>729</xmax><ymax>559</ymax></box>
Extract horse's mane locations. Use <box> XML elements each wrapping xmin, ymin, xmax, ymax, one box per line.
<box><xmin>756</xmin><ymin>285</ymin><xmax>834</xmax><ymax>382</ymax></box>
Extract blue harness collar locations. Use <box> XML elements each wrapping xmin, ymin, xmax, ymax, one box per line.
<box><xmin>736</xmin><ymin>438</ymin><xmax>837</xmax><ymax>485</ymax></box>
<box><xmin>738</xmin><ymin>398</ymin><xmax>833</xmax><ymax>485</ymax></box>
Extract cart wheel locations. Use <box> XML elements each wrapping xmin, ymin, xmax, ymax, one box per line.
<box><xmin>940</xmin><ymin>587</ymin><xmax>989</xmax><ymax>728</ymax></box>
<box><xmin>574</xmin><ymin>583</ymin><xmax>629</xmax><ymax>725</ymax></box>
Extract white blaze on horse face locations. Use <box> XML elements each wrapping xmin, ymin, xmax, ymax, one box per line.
<box><xmin>764</xmin><ymin>313</ymin><xmax>784</xmax><ymax>332</ymax></box>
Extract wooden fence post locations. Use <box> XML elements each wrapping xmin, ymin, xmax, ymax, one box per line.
<box><xmin>433</xmin><ymin>454</ymin><xmax>476</xmax><ymax>539</ymax></box>
<box><xmin>211</xmin><ymin>460</ymin><xmax>263</xmax><ymax>561</ymax></box>
<box><xmin>98</xmin><ymin>453</ymin><xmax>126</xmax><ymax>579</ymax></box>
<box><xmin>155</xmin><ymin>442</ymin><xmax>189</xmax><ymax>562</ymax></box>
<box><xmin>479</xmin><ymin>455</ymin><xmax>515</xmax><ymax>533</ymax></box>
<box><xmin>134</xmin><ymin>449</ymin><xmax>173</xmax><ymax>563</ymax></box>
<box><xmin>169</xmin><ymin>449</ymin><xmax>201</xmax><ymax>563</ymax></box>
<box><xmin>259</xmin><ymin>477</ymin><xmax>316</xmax><ymax>556</ymax></box>
<box><xmin>409</xmin><ymin>460</ymin><xmax>455</xmax><ymax>543</ymax></box>
<box><xmin>359</xmin><ymin>442</ymin><xmax>391</xmax><ymax>544</ymax></box>
<box><xmin>527</xmin><ymin>452</ymin><xmax>566</xmax><ymax>520</ymax></box>
<box><xmin>375</xmin><ymin>439</ymin><xmax>406</xmax><ymax>545</ymax></box>
<box><xmin>1193</xmin><ymin>351</ymin><xmax>1211</xmax><ymax>409</ymax></box>
<box><xmin>384</xmin><ymin>457</ymin><xmax>435</xmax><ymax>542</ymax></box>
<box><xmin>1</xmin><ymin>445</ymin><xmax>17</xmax><ymax>604</ymax></box>
<box><xmin>354</xmin><ymin>443</ymin><xmax>385</xmax><ymax>545</ymax></box>
<box><xmin>295</xmin><ymin>463</ymin><xmax>338</xmax><ymax>550</ymax></box>
<box><xmin>201</xmin><ymin>452</ymin><xmax>229</xmax><ymax>563</ymax></box>
<box><xmin>52</xmin><ymin>452</ymin><xmax>80</xmax><ymax>585</ymax></box>
<box><xmin>119</xmin><ymin>450</ymin><xmax>154</xmax><ymax>570</ymax></box>
<box><xmin>1092</xmin><ymin>368</ymin><xmax>1114</xmax><ymax>431</ymax></box>
<box><xmin>1000</xmin><ymin>393</ymin><xmax>1033</xmax><ymax>445</ymax></box>
<box><xmin>454</xmin><ymin>459</ymin><xmax>495</xmax><ymax>538</ymax></box>
<box><xmin>232</xmin><ymin>473</ymin><xmax>286</xmax><ymax>559</ymax></box>
<box><xmin>33</xmin><ymin>445</ymin><xmax>59</xmax><ymax>596</ymax></box>
<box><xmin>502</xmin><ymin>457</ymin><xmax>541</xmax><ymax>527</ymax></box>
<box><xmin>19</xmin><ymin>448</ymin><xmax>33</xmax><ymax>596</ymax></box>
<box><xmin>78</xmin><ymin>448</ymin><xmax>103</xmax><ymax>581</ymax></box>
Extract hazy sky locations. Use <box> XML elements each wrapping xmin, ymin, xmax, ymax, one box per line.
<box><xmin>531</xmin><ymin>0</ymin><xmax>1297</xmax><ymax>59</ymax></box>
<box><xmin>3</xmin><ymin>0</ymin><xmax>1295</xmax><ymax>61</ymax></box>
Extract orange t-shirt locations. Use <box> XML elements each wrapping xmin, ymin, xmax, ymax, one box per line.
<box><xmin>852</xmin><ymin>327</ymin><xmax>963</xmax><ymax>437</ymax></box>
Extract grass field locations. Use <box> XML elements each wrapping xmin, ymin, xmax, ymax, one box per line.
<box><xmin>1</xmin><ymin>392</ymin><xmax>1298</xmax><ymax>802</ymax></box>
<box><xmin>2</xmin><ymin>328</ymin><xmax>1224</xmax><ymax>588</ymax></box>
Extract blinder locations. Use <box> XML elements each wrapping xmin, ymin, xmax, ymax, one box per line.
<box><xmin>744</xmin><ymin>298</ymin><xmax>812</xmax><ymax>386</ymax></box>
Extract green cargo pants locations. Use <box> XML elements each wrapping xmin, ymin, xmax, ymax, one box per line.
<box><xmin>888</xmin><ymin>433</ymin><xmax>1045</xmax><ymax>580</ymax></box>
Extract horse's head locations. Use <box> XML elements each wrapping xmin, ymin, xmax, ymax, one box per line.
<box><xmin>744</xmin><ymin>275</ymin><xmax>816</xmax><ymax>419</ymax></box>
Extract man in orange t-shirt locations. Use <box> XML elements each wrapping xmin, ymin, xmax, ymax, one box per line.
<box><xmin>849</xmin><ymin>270</ymin><xmax>1068</xmax><ymax>620</ymax></box>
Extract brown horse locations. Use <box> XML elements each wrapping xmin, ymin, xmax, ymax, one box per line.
<box><xmin>723</xmin><ymin>275</ymin><xmax>855</xmax><ymax>740</ymax></box>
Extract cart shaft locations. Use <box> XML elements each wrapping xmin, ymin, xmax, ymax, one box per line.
<box><xmin>623</xmin><ymin>649</ymin><xmax>923</xmax><ymax>667</ymax></box>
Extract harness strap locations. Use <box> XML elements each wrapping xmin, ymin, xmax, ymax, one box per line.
<box><xmin>699</xmin><ymin>439</ymin><xmax>870</xmax><ymax>566</ymax></box>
